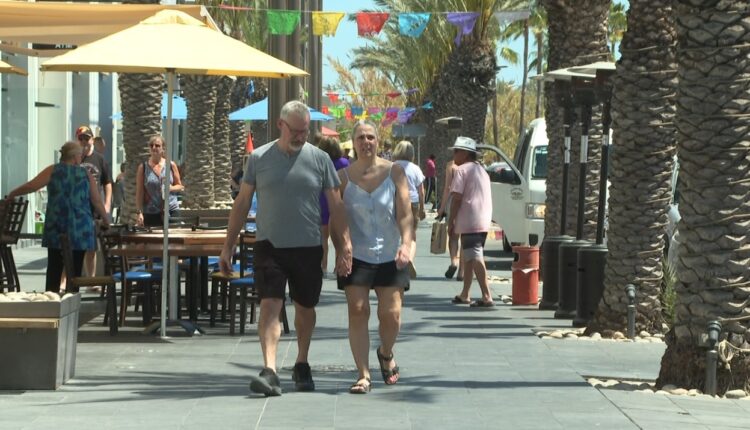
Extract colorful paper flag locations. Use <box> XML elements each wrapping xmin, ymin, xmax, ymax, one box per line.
<box><xmin>446</xmin><ymin>12</ymin><xmax>480</xmax><ymax>46</ymax></box>
<box><xmin>312</xmin><ymin>12</ymin><xmax>345</xmax><ymax>36</ymax></box>
<box><xmin>398</xmin><ymin>108</ymin><xmax>416</xmax><ymax>124</ymax></box>
<box><xmin>356</xmin><ymin>12</ymin><xmax>390</xmax><ymax>37</ymax></box>
<box><xmin>399</xmin><ymin>13</ymin><xmax>430</xmax><ymax>37</ymax></box>
<box><xmin>267</xmin><ymin>10</ymin><xmax>301</xmax><ymax>35</ymax></box>
<box><xmin>326</xmin><ymin>92</ymin><xmax>339</xmax><ymax>103</ymax></box>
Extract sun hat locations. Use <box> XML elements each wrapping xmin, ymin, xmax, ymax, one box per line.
<box><xmin>75</xmin><ymin>125</ymin><xmax>94</xmax><ymax>139</ymax></box>
<box><xmin>448</xmin><ymin>136</ymin><xmax>478</xmax><ymax>153</ymax></box>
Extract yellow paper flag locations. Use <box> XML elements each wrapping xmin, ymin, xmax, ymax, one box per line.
<box><xmin>312</xmin><ymin>12</ymin><xmax>345</xmax><ymax>36</ymax></box>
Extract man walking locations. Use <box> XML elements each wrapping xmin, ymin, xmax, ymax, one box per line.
<box><xmin>447</xmin><ymin>137</ymin><xmax>494</xmax><ymax>307</ymax></box>
<box><xmin>76</xmin><ymin>126</ymin><xmax>112</xmax><ymax>276</ymax></box>
<box><xmin>219</xmin><ymin>100</ymin><xmax>352</xmax><ymax>397</ymax></box>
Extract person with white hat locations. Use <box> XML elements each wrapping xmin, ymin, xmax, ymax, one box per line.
<box><xmin>446</xmin><ymin>136</ymin><xmax>494</xmax><ymax>307</ymax></box>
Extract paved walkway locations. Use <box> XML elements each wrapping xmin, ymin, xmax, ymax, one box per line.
<box><xmin>3</xmin><ymin>217</ymin><xmax>750</xmax><ymax>429</ymax></box>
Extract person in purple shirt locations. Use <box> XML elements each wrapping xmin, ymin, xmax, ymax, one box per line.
<box><xmin>317</xmin><ymin>134</ymin><xmax>350</xmax><ymax>274</ymax></box>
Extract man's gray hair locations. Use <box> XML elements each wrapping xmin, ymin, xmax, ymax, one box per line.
<box><xmin>351</xmin><ymin>119</ymin><xmax>379</xmax><ymax>141</ymax></box>
<box><xmin>280</xmin><ymin>100</ymin><xmax>310</xmax><ymax>121</ymax></box>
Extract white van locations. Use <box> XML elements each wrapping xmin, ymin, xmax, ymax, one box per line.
<box><xmin>478</xmin><ymin>118</ymin><xmax>548</xmax><ymax>250</ymax></box>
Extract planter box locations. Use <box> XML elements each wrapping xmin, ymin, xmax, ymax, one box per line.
<box><xmin>0</xmin><ymin>293</ymin><xmax>81</xmax><ymax>390</ymax></box>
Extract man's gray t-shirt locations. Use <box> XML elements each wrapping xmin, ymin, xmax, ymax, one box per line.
<box><xmin>244</xmin><ymin>140</ymin><xmax>340</xmax><ymax>248</ymax></box>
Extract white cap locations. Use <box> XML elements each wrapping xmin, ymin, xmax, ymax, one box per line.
<box><xmin>448</xmin><ymin>136</ymin><xmax>478</xmax><ymax>153</ymax></box>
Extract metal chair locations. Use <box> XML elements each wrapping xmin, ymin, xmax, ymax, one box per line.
<box><xmin>0</xmin><ymin>197</ymin><xmax>28</xmax><ymax>293</ymax></box>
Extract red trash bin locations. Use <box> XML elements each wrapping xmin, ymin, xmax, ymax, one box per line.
<box><xmin>512</xmin><ymin>246</ymin><xmax>540</xmax><ymax>305</ymax></box>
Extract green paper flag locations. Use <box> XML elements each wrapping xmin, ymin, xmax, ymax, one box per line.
<box><xmin>267</xmin><ymin>10</ymin><xmax>301</xmax><ymax>35</ymax></box>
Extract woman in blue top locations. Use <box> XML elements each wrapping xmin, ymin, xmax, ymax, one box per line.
<box><xmin>6</xmin><ymin>141</ymin><xmax>109</xmax><ymax>291</ymax></box>
<box><xmin>135</xmin><ymin>135</ymin><xmax>184</xmax><ymax>227</ymax></box>
<box><xmin>337</xmin><ymin>120</ymin><xmax>413</xmax><ymax>394</ymax></box>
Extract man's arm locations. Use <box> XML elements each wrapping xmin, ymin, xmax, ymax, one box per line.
<box><xmin>219</xmin><ymin>182</ymin><xmax>254</xmax><ymax>276</ymax></box>
<box><xmin>103</xmin><ymin>183</ymin><xmax>112</xmax><ymax>214</ymax></box>
<box><xmin>324</xmin><ymin>187</ymin><xmax>352</xmax><ymax>276</ymax></box>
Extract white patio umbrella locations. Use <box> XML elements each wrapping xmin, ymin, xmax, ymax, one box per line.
<box><xmin>42</xmin><ymin>10</ymin><xmax>307</xmax><ymax>337</ymax></box>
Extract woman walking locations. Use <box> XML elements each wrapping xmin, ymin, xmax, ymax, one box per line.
<box><xmin>135</xmin><ymin>135</ymin><xmax>184</xmax><ymax>227</ymax></box>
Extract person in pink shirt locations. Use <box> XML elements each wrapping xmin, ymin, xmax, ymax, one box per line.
<box><xmin>447</xmin><ymin>137</ymin><xmax>494</xmax><ymax>307</ymax></box>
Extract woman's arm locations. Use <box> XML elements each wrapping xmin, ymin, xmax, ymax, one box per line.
<box><xmin>169</xmin><ymin>161</ymin><xmax>184</xmax><ymax>193</ymax></box>
<box><xmin>6</xmin><ymin>165</ymin><xmax>54</xmax><ymax>199</ymax></box>
<box><xmin>391</xmin><ymin>163</ymin><xmax>414</xmax><ymax>268</ymax></box>
<box><xmin>135</xmin><ymin>163</ymin><xmax>145</xmax><ymax>226</ymax></box>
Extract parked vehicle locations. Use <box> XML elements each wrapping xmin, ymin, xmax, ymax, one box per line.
<box><xmin>478</xmin><ymin>118</ymin><xmax>548</xmax><ymax>251</ymax></box>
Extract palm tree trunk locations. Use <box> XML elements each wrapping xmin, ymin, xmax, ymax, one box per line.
<box><xmin>229</xmin><ymin>77</ymin><xmax>250</xmax><ymax>172</ymax></box>
<box><xmin>542</xmin><ymin>0</ymin><xmax>610</xmax><ymax>240</ymax></box>
<box><xmin>182</xmin><ymin>75</ymin><xmax>220</xmax><ymax>209</ymax></box>
<box><xmin>118</xmin><ymin>73</ymin><xmax>163</xmax><ymax>224</ymax></box>
<box><xmin>535</xmin><ymin>30</ymin><xmax>544</xmax><ymax>119</ymax></box>
<box><xmin>585</xmin><ymin>0</ymin><xmax>677</xmax><ymax>336</ymax></box>
<box><xmin>421</xmin><ymin>37</ymin><xmax>497</xmax><ymax>188</ymax></box>
<box><xmin>519</xmin><ymin>20</ymin><xmax>530</xmax><ymax>136</ymax></box>
<box><xmin>213</xmin><ymin>76</ymin><xmax>233</xmax><ymax>205</ymax></box>
<box><xmin>657</xmin><ymin>0</ymin><xmax>750</xmax><ymax>394</ymax></box>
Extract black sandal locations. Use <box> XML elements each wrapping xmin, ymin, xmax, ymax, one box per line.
<box><xmin>376</xmin><ymin>346</ymin><xmax>400</xmax><ymax>385</ymax></box>
<box><xmin>349</xmin><ymin>377</ymin><xmax>371</xmax><ymax>394</ymax></box>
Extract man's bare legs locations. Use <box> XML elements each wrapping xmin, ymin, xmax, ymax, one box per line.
<box><xmin>293</xmin><ymin>301</ymin><xmax>316</xmax><ymax>365</ymax></box>
<box><xmin>258</xmin><ymin>297</ymin><xmax>284</xmax><ymax>371</ymax></box>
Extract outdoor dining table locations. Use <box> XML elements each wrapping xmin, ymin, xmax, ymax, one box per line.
<box><xmin>112</xmin><ymin>229</ymin><xmax>240</xmax><ymax>336</ymax></box>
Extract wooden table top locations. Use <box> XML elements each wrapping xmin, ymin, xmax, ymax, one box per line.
<box><xmin>110</xmin><ymin>243</ymin><xmax>226</xmax><ymax>258</ymax></box>
<box><xmin>121</xmin><ymin>228</ymin><xmax>229</xmax><ymax>245</ymax></box>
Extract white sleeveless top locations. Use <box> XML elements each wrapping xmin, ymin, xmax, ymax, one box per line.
<box><xmin>343</xmin><ymin>166</ymin><xmax>401</xmax><ymax>264</ymax></box>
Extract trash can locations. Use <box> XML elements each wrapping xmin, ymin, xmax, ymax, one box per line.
<box><xmin>512</xmin><ymin>246</ymin><xmax>540</xmax><ymax>305</ymax></box>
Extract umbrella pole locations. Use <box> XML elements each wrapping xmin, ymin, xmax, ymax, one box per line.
<box><xmin>160</xmin><ymin>70</ymin><xmax>175</xmax><ymax>338</ymax></box>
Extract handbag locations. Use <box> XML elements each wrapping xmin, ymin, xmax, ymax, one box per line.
<box><xmin>430</xmin><ymin>221</ymin><xmax>447</xmax><ymax>254</ymax></box>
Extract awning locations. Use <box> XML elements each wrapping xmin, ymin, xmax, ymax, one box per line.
<box><xmin>0</xmin><ymin>1</ymin><xmax>216</xmax><ymax>57</ymax></box>
<box><xmin>321</xmin><ymin>126</ymin><xmax>339</xmax><ymax>137</ymax></box>
<box><xmin>229</xmin><ymin>97</ymin><xmax>332</xmax><ymax>121</ymax></box>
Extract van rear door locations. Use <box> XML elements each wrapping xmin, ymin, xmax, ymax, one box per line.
<box><xmin>477</xmin><ymin>144</ymin><xmax>527</xmax><ymax>244</ymax></box>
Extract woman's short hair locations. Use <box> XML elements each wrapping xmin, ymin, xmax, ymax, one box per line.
<box><xmin>351</xmin><ymin>119</ymin><xmax>379</xmax><ymax>142</ymax></box>
<box><xmin>393</xmin><ymin>140</ymin><xmax>415</xmax><ymax>162</ymax></box>
<box><xmin>149</xmin><ymin>135</ymin><xmax>166</xmax><ymax>149</ymax></box>
<box><xmin>318</xmin><ymin>136</ymin><xmax>343</xmax><ymax>160</ymax></box>
<box><xmin>60</xmin><ymin>141</ymin><xmax>82</xmax><ymax>162</ymax></box>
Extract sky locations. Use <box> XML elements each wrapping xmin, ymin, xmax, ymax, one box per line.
<box><xmin>321</xmin><ymin>0</ymin><xmax>630</xmax><ymax>90</ymax></box>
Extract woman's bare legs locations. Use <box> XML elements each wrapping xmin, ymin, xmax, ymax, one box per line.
<box><xmin>375</xmin><ymin>286</ymin><xmax>403</xmax><ymax>383</ymax></box>
<box><xmin>345</xmin><ymin>286</ymin><xmax>372</xmax><ymax>384</ymax></box>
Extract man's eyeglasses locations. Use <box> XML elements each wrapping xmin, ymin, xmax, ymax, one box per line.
<box><xmin>281</xmin><ymin>120</ymin><xmax>309</xmax><ymax>136</ymax></box>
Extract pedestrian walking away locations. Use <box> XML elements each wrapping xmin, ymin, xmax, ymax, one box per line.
<box><xmin>219</xmin><ymin>100</ymin><xmax>353</xmax><ymax>397</ymax></box>
<box><xmin>337</xmin><ymin>120</ymin><xmax>414</xmax><ymax>394</ymax></box>
<box><xmin>446</xmin><ymin>137</ymin><xmax>494</xmax><ymax>307</ymax></box>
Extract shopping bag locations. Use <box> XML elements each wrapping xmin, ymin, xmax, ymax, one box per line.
<box><xmin>430</xmin><ymin>221</ymin><xmax>447</xmax><ymax>254</ymax></box>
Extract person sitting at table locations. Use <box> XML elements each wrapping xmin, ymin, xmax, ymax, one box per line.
<box><xmin>5</xmin><ymin>141</ymin><xmax>110</xmax><ymax>292</ymax></box>
<box><xmin>135</xmin><ymin>135</ymin><xmax>184</xmax><ymax>227</ymax></box>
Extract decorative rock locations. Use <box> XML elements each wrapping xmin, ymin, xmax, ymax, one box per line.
<box><xmin>640</xmin><ymin>389</ymin><xmax>655</xmax><ymax>394</ymax></box>
<box><xmin>662</xmin><ymin>384</ymin><xmax>677</xmax><ymax>391</ymax></box>
<box><xmin>655</xmin><ymin>390</ymin><xmax>669</xmax><ymax>395</ymax></box>
<box><xmin>725</xmin><ymin>389</ymin><xmax>747</xmax><ymax>399</ymax></box>
<box><xmin>549</xmin><ymin>331</ymin><xmax>564</xmax><ymax>339</ymax></box>
<box><xmin>536</xmin><ymin>331</ymin><xmax>550</xmax><ymax>337</ymax></box>
<box><xmin>565</xmin><ymin>333</ymin><xmax>578</xmax><ymax>339</ymax></box>
<box><xmin>647</xmin><ymin>337</ymin><xmax>664</xmax><ymax>343</ymax></box>
<box><xmin>590</xmin><ymin>332</ymin><xmax>602</xmax><ymax>340</ymax></box>
<box><xmin>588</xmin><ymin>378</ymin><xmax>603</xmax><ymax>386</ymax></box>
<box><xmin>639</xmin><ymin>330</ymin><xmax>650</xmax><ymax>338</ymax></box>
<box><xmin>602</xmin><ymin>379</ymin><xmax>619</xmax><ymax>388</ymax></box>
<box><xmin>688</xmin><ymin>389</ymin><xmax>701</xmax><ymax>396</ymax></box>
<box><xmin>612</xmin><ymin>331</ymin><xmax>625</xmax><ymax>340</ymax></box>
<box><xmin>653</xmin><ymin>333</ymin><xmax>665</xmax><ymax>339</ymax></box>
<box><xmin>670</xmin><ymin>388</ymin><xmax>688</xmax><ymax>396</ymax></box>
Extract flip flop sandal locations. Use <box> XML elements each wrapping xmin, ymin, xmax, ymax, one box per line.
<box><xmin>349</xmin><ymin>377</ymin><xmax>372</xmax><ymax>394</ymax></box>
<box><xmin>445</xmin><ymin>265</ymin><xmax>457</xmax><ymax>279</ymax></box>
<box><xmin>376</xmin><ymin>346</ymin><xmax>400</xmax><ymax>385</ymax></box>
<box><xmin>470</xmin><ymin>299</ymin><xmax>495</xmax><ymax>308</ymax></box>
<box><xmin>451</xmin><ymin>295</ymin><xmax>470</xmax><ymax>304</ymax></box>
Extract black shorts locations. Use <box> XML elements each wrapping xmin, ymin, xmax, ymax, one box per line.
<box><xmin>337</xmin><ymin>258</ymin><xmax>410</xmax><ymax>291</ymax></box>
<box><xmin>254</xmin><ymin>240</ymin><xmax>323</xmax><ymax>308</ymax></box>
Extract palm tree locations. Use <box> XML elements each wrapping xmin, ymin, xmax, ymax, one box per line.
<box><xmin>213</xmin><ymin>76</ymin><xmax>234</xmax><ymax>204</ymax></box>
<box><xmin>182</xmin><ymin>75</ymin><xmax>219</xmax><ymax>209</ymax></box>
<box><xmin>118</xmin><ymin>0</ymin><xmax>164</xmax><ymax>224</ymax></box>
<box><xmin>352</xmin><ymin>0</ymin><xmax>526</xmax><ymax>183</ymax></box>
<box><xmin>657</xmin><ymin>0</ymin><xmax>750</xmax><ymax>394</ymax></box>
<box><xmin>585</xmin><ymin>0</ymin><xmax>677</xmax><ymax>336</ymax></box>
<box><xmin>541</xmin><ymin>0</ymin><xmax>610</xmax><ymax>240</ymax></box>
<box><xmin>608</xmin><ymin>2</ymin><xmax>627</xmax><ymax>60</ymax></box>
